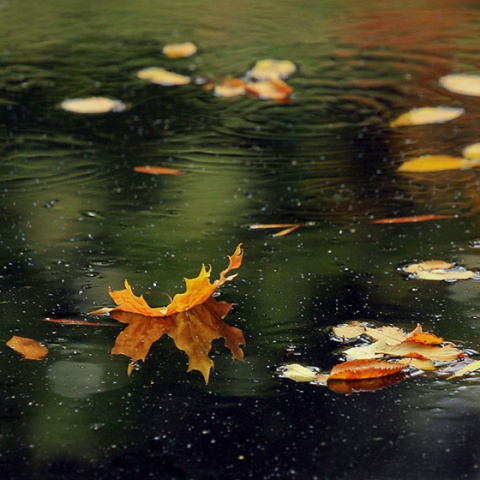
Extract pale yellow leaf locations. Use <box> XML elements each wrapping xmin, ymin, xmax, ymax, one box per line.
<box><xmin>364</xmin><ymin>326</ymin><xmax>406</xmax><ymax>345</ymax></box>
<box><xmin>343</xmin><ymin>340</ymin><xmax>386</xmax><ymax>360</ymax></box>
<box><xmin>280</xmin><ymin>364</ymin><xmax>318</xmax><ymax>382</ymax></box>
<box><xmin>389</xmin><ymin>107</ymin><xmax>464</xmax><ymax>127</ymax></box>
<box><xmin>405</xmin><ymin>260</ymin><xmax>454</xmax><ymax>273</ymax></box>
<box><xmin>439</xmin><ymin>74</ymin><xmax>480</xmax><ymax>96</ymax></box>
<box><xmin>250</xmin><ymin>59</ymin><xmax>296</xmax><ymax>80</ymax></box>
<box><xmin>462</xmin><ymin>142</ymin><xmax>480</xmax><ymax>159</ymax></box>
<box><xmin>162</xmin><ymin>42</ymin><xmax>197</xmax><ymax>58</ymax></box>
<box><xmin>416</xmin><ymin>268</ymin><xmax>475</xmax><ymax>281</ymax></box>
<box><xmin>137</xmin><ymin>67</ymin><xmax>191</xmax><ymax>86</ymax></box>
<box><xmin>378</xmin><ymin>341</ymin><xmax>462</xmax><ymax>362</ymax></box>
<box><xmin>60</xmin><ymin>97</ymin><xmax>126</xmax><ymax>114</ymax></box>
<box><xmin>399</xmin><ymin>357</ymin><xmax>436</xmax><ymax>371</ymax></box>
<box><xmin>398</xmin><ymin>155</ymin><xmax>480</xmax><ymax>173</ymax></box>
<box><xmin>332</xmin><ymin>324</ymin><xmax>366</xmax><ymax>339</ymax></box>
<box><xmin>447</xmin><ymin>360</ymin><xmax>480</xmax><ymax>379</ymax></box>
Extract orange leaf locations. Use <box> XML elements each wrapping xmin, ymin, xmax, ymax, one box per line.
<box><xmin>328</xmin><ymin>358</ymin><xmax>406</xmax><ymax>381</ymax></box>
<box><xmin>134</xmin><ymin>166</ymin><xmax>183</xmax><ymax>175</ymax></box>
<box><xmin>406</xmin><ymin>332</ymin><xmax>444</xmax><ymax>345</ymax></box>
<box><xmin>245</xmin><ymin>78</ymin><xmax>292</xmax><ymax>101</ymax></box>
<box><xmin>369</xmin><ymin>215</ymin><xmax>454</xmax><ymax>224</ymax></box>
<box><xmin>91</xmin><ymin>244</ymin><xmax>243</xmax><ymax>317</ymax></box>
<box><xmin>397</xmin><ymin>155</ymin><xmax>480</xmax><ymax>173</ymax></box>
<box><xmin>214</xmin><ymin>77</ymin><xmax>246</xmax><ymax>97</ymax></box>
<box><xmin>6</xmin><ymin>336</ymin><xmax>48</xmax><ymax>360</ymax></box>
<box><xmin>110</xmin><ymin>297</ymin><xmax>245</xmax><ymax>382</ymax></box>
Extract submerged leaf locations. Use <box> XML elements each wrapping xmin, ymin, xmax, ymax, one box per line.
<box><xmin>137</xmin><ymin>67</ymin><xmax>191</xmax><ymax>86</ymax></box>
<box><xmin>60</xmin><ymin>97</ymin><xmax>126</xmax><ymax>114</ymax></box>
<box><xmin>7</xmin><ymin>336</ymin><xmax>48</xmax><ymax>360</ymax></box>
<box><xmin>389</xmin><ymin>106</ymin><xmax>464</xmax><ymax>127</ymax></box>
<box><xmin>162</xmin><ymin>41</ymin><xmax>198</xmax><ymax>58</ymax></box>
<box><xmin>327</xmin><ymin>372</ymin><xmax>407</xmax><ymax>393</ymax></box>
<box><xmin>91</xmin><ymin>244</ymin><xmax>243</xmax><ymax>317</ymax></box>
<box><xmin>439</xmin><ymin>74</ymin><xmax>480</xmax><ymax>96</ymax></box>
<box><xmin>397</xmin><ymin>155</ymin><xmax>480</xmax><ymax>173</ymax></box>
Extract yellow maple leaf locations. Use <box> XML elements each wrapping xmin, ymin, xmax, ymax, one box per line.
<box><xmin>92</xmin><ymin>244</ymin><xmax>243</xmax><ymax>317</ymax></box>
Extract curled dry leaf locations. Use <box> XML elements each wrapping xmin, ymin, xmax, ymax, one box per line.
<box><xmin>397</xmin><ymin>155</ymin><xmax>480</xmax><ymax>173</ymax></box>
<box><xmin>91</xmin><ymin>244</ymin><xmax>243</xmax><ymax>317</ymax></box>
<box><xmin>245</xmin><ymin>78</ymin><xmax>292</xmax><ymax>101</ymax></box>
<box><xmin>250</xmin><ymin>59</ymin><xmax>296</xmax><ymax>80</ymax></box>
<box><xmin>134</xmin><ymin>166</ymin><xmax>183</xmax><ymax>175</ymax></box>
<box><xmin>60</xmin><ymin>97</ymin><xmax>126</xmax><ymax>114</ymax></box>
<box><xmin>278</xmin><ymin>364</ymin><xmax>319</xmax><ymax>383</ymax></box>
<box><xmin>137</xmin><ymin>67</ymin><xmax>191</xmax><ymax>86</ymax></box>
<box><xmin>6</xmin><ymin>336</ymin><xmax>48</xmax><ymax>360</ymax></box>
<box><xmin>214</xmin><ymin>77</ymin><xmax>246</xmax><ymax>97</ymax></box>
<box><xmin>389</xmin><ymin>106</ymin><xmax>464</xmax><ymax>127</ymax></box>
<box><xmin>462</xmin><ymin>142</ymin><xmax>480</xmax><ymax>159</ymax></box>
<box><xmin>439</xmin><ymin>74</ymin><xmax>480</xmax><ymax>96</ymax></box>
<box><xmin>162</xmin><ymin>41</ymin><xmax>198</xmax><ymax>58</ymax></box>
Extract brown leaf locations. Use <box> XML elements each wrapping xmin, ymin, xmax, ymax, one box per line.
<box><xmin>6</xmin><ymin>336</ymin><xmax>48</xmax><ymax>360</ymax></box>
<box><xmin>328</xmin><ymin>358</ymin><xmax>407</xmax><ymax>380</ymax></box>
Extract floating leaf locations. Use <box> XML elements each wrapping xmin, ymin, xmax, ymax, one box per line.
<box><xmin>162</xmin><ymin>41</ymin><xmax>198</xmax><ymax>58</ymax></box>
<box><xmin>60</xmin><ymin>97</ymin><xmax>126</xmax><ymax>114</ymax></box>
<box><xmin>369</xmin><ymin>214</ymin><xmax>454</xmax><ymax>224</ymax></box>
<box><xmin>462</xmin><ymin>142</ymin><xmax>480</xmax><ymax>159</ymax></box>
<box><xmin>137</xmin><ymin>67</ymin><xmax>191</xmax><ymax>86</ymax></box>
<box><xmin>91</xmin><ymin>244</ymin><xmax>243</xmax><ymax>317</ymax></box>
<box><xmin>439</xmin><ymin>74</ymin><xmax>480</xmax><ymax>96</ymax></box>
<box><xmin>133</xmin><ymin>166</ymin><xmax>183</xmax><ymax>175</ymax></box>
<box><xmin>404</xmin><ymin>260</ymin><xmax>475</xmax><ymax>281</ymax></box>
<box><xmin>43</xmin><ymin>318</ymin><xmax>110</xmax><ymax>327</ymax></box>
<box><xmin>7</xmin><ymin>336</ymin><xmax>48</xmax><ymax>360</ymax></box>
<box><xmin>399</xmin><ymin>357</ymin><xmax>436</xmax><ymax>371</ymax></box>
<box><xmin>343</xmin><ymin>340</ymin><xmax>385</xmax><ymax>360</ymax></box>
<box><xmin>245</xmin><ymin>78</ymin><xmax>292</xmax><ymax>101</ymax></box>
<box><xmin>397</xmin><ymin>155</ymin><xmax>480</xmax><ymax>173</ymax></box>
<box><xmin>447</xmin><ymin>360</ymin><xmax>480</xmax><ymax>380</ymax></box>
<box><xmin>214</xmin><ymin>77</ymin><xmax>246</xmax><ymax>97</ymax></box>
<box><xmin>279</xmin><ymin>364</ymin><xmax>319</xmax><ymax>382</ymax></box>
<box><xmin>250</xmin><ymin>59</ymin><xmax>296</xmax><ymax>80</ymax></box>
<box><xmin>249</xmin><ymin>223</ymin><xmax>301</xmax><ymax>237</ymax></box>
<box><xmin>404</xmin><ymin>260</ymin><xmax>453</xmax><ymax>273</ymax></box>
<box><xmin>389</xmin><ymin>107</ymin><xmax>464</xmax><ymax>127</ymax></box>
<box><xmin>378</xmin><ymin>341</ymin><xmax>462</xmax><ymax>362</ymax></box>
<box><xmin>110</xmin><ymin>296</ymin><xmax>245</xmax><ymax>383</ymax></box>
<box><xmin>332</xmin><ymin>322</ymin><xmax>366</xmax><ymax>340</ymax></box>
<box><xmin>328</xmin><ymin>358</ymin><xmax>407</xmax><ymax>381</ymax></box>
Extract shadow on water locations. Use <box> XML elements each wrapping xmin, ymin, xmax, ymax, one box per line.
<box><xmin>2</xmin><ymin>0</ymin><xmax>480</xmax><ymax>479</ymax></box>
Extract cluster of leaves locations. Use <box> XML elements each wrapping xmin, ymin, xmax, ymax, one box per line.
<box><xmin>391</xmin><ymin>74</ymin><xmax>480</xmax><ymax>173</ymax></box>
<box><xmin>280</xmin><ymin>322</ymin><xmax>480</xmax><ymax>394</ymax></box>
<box><xmin>402</xmin><ymin>260</ymin><xmax>478</xmax><ymax>282</ymax></box>
<box><xmin>6</xmin><ymin>245</ymin><xmax>246</xmax><ymax>384</ymax></box>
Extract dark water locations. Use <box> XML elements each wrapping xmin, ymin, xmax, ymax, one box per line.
<box><xmin>2</xmin><ymin>1</ymin><xmax>480</xmax><ymax>479</ymax></box>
